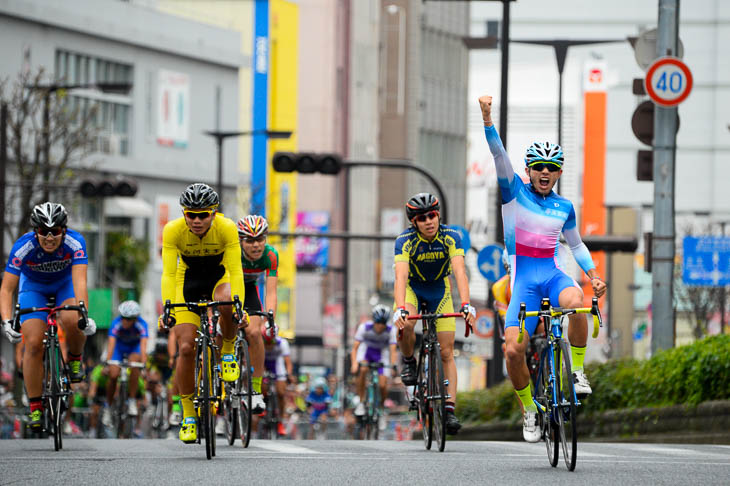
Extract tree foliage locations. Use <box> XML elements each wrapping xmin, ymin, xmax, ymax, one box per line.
<box><xmin>105</xmin><ymin>232</ymin><xmax>150</xmax><ymax>302</ymax></box>
<box><xmin>1</xmin><ymin>68</ymin><xmax>99</xmax><ymax>241</ymax></box>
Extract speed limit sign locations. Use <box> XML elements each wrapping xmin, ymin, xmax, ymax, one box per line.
<box><xmin>644</xmin><ymin>56</ymin><xmax>693</xmax><ymax>107</ymax></box>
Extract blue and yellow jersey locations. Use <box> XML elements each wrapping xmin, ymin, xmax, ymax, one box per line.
<box><xmin>394</xmin><ymin>225</ymin><xmax>465</xmax><ymax>283</ymax></box>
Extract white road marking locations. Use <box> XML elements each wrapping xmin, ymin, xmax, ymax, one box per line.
<box><xmin>251</xmin><ymin>442</ymin><xmax>321</xmax><ymax>454</ymax></box>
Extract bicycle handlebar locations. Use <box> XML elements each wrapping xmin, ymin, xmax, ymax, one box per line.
<box><xmin>162</xmin><ymin>296</ymin><xmax>243</xmax><ymax>328</ymax></box>
<box><xmin>12</xmin><ymin>301</ymin><xmax>89</xmax><ymax>333</ymax></box>
<box><xmin>245</xmin><ymin>309</ymin><xmax>275</xmax><ymax>328</ymax></box>
<box><xmin>516</xmin><ymin>297</ymin><xmax>602</xmax><ymax>344</ymax></box>
<box><xmin>406</xmin><ymin>312</ymin><xmax>463</xmax><ymax>320</ymax></box>
<box><xmin>106</xmin><ymin>360</ymin><xmax>146</xmax><ymax>369</ymax></box>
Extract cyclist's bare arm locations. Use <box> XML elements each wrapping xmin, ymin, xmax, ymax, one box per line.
<box><xmin>106</xmin><ymin>336</ymin><xmax>117</xmax><ymax>362</ymax></box>
<box><xmin>160</xmin><ymin>231</ymin><xmax>178</xmax><ymax>309</ymax></box>
<box><xmin>71</xmin><ymin>263</ymin><xmax>89</xmax><ymax>305</ymax></box>
<box><xmin>284</xmin><ymin>355</ymin><xmax>293</xmax><ymax>377</ymax></box>
<box><xmin>450</xmin><ymin>255</ymin><xmax>471</xmax><ymax>307</ymax></box>
<box><xmin>350</xmin><ymin>341</ymin><xmax>361</xmax><ymax>373</ymax></box>
<box><xmin>139</xmin><ymin>337</ymin><xmax>148</xmax><ymax>363</ymax></box>
<box><xmin>0</xmin><ymin>273</ymin><xmax>19</xmax><ymax>320</ymax></box>
<box><xmin>265</xmin><ymin>275</ymin><xmax>278</xmax><ymax>314</ymax></box>
<box><xmin>393</xmin><ymin>261</ymin><xmax>409</xmax><ymax>329</ymax></box>
<box><xmin>389</xmin><ymin>344</ymin><xmax>398</xmax><ymax>367</ymax></box>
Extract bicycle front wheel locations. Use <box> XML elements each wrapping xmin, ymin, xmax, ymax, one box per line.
<box><xmin>223</xmin><ymin>382</ymin><xmax>238</xmax><ymax>446</ymax></box>
<box><xmin>236</xmin><ymin>338</ymin><xmax>253</xmax><ymax>448</ymax></box>
<box><xmin>416</xmin><ymin>347</ymin><xmax>432</xmax><ymax>450</ymax></box>
<box><xmin>200</xmin><ymin>341</ymin><xmax>213</xmax><ymax>460</ymax></box>
<box><xmin>49</xmin><ymin>343</ymin><xmax>62</xmax><ymax>451</ymax></box>
<box><xmin>536</xmin><ymin>345</ymin><xmax>558</xmax><ymax>467</ymax></box>
<box><xmin>556</xmin><ymin>339</ymin><xmax>577</xmax><ymax>471</ymax></box>
<box><xmin>430</xmin><ymin>343</ymin><xmax>447</xmax><ymax>452</ymax></box>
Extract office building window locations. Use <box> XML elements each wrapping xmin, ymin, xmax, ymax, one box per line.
<box><xmin>55</xmin><ymin>50</ymin><xmax>132</xmax><ymax>155</ymax></box>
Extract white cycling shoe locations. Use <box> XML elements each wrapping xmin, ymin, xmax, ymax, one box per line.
<box><xmin>573</xmin><ymin>370</ymin><xmax>592</xmax><ymax>396</ymax></box>
<box><xmin>522</xmin><ymin>411</ymin><xmax>541</xmax><ymax>443</ymax></box>
<box><xmin>251</xmin><ymin>394</ymin><xmax>265</xmax><ymax>414</ymax></box>
<box><xmin>354</xmin><ymin>403</ymin><xmax>365</xmax><ymax>416</ymax></box>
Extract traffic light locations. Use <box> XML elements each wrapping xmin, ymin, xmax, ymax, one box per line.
<box><xmin>582</xmin><ymin>235</ymin><xmax>638</xmax><ymax>253</ymax></box>
<box><xmin>79</xmin><ymin>177</ymin><xmax>138</xmax><ymax>198</ymax></box>
<box><xmin>272</xmin><ymin>151</ymin><xmax>343</xmax><ymax>175</ymax></box>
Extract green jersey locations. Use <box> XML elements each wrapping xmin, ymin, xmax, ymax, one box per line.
<box><xmin>242</xmin><ymin>244</ymin><xmax>279</xmax><ymax>283</ymax></box>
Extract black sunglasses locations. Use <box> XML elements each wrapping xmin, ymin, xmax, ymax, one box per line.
<box><xmin>36</xmin><ymin>227</ymin><xmax>64</xmax><ymax>238</ymax></box>
<box><xmin>529</xmin><ymin>162</ymin><xmax>561</xmax><ymax>173</ymax></box>
<box><xmin>242</xmin><ymin>236</ymin><xmax>266</xmax><ymax>243</ymax></box>
<box><xmin>414</xmin><ymin>210</ymin><xmax>439</xmax><ymax>223</ymax></box>
<box><xmin>184</xmin><ymin>210</ymin><xmax>213</xmax><ymax>220</ymax></box>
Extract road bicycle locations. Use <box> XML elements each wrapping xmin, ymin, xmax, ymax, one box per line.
<box><xmin>106</xmin><ymin>358</ymin><xmax>145</xmax><ymax>438</ymax></box>
<box><xmin>149</xmin><ymin>377</ymin><xmax>170</xmax><ymax>439</ymax></box>
<box><xmin>356</xmin><ymin>362</ymin><xmax>393</xmax><ymax>440</ymax></box>
<box><xmin>258</xmin><ymin>370</ymin><xmax>280</xmax><ymax>440</ymax></box>
<box><xmin>517</xmin><ymin>296</ymin><xmax>602</xmax><ymax>471</ymax></box>
<box><xmin>12</xmin><ymin>296</ymin><xmax>89</xmax><ymax>451</ymax></box>
<box><xmin>222</xmin><ymin>308</ymin><xmax>273</xmax><ymax>448</ymax></box>
<box><xmin>406</xmin><ymin>308</ymin><xmax>464</xmax><ymax>452</ymax></box>
<box><xmin>163</xmin><ymin>297</ymin><xmax>243</xmax><ymax>460</ymax></box>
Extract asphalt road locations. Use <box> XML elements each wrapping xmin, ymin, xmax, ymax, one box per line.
<box><xmin>1</xmin><ymin>438</ymin><xmax>729</xmax><ymax>485</ymax></box>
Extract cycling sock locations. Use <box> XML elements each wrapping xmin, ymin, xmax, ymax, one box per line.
<box><xmin>571</xmin><ymin>345</ymin><xmax>586</xmax><ymax>373</ymax></box>
<box><xmin>515</xmin><ymin>384</ymin><xmax>537</xmax><ymax>413</ymax></box>
<box><xmin>180</xmin><ymin>393</ymin><xmax>195</xmax><ymax>419</ymax></box>
<box><xmin>221</xmin><ymin>337</ymin><xmax>236</xmax><ymax>356</ymax></box>
<box><xmin>29</xmin><ymin>397</ymin><xmax>43</xmax><ymax>412</ymax></box>
<box><xmin>68</xmin><ymin>352</ymin><xmax>82</xmax><ymax>362</ymax></box>
<box><xmin>402</xmin><ymin>355</ymin><xmax>415</xmax><ymax>363</ymax></box>
<box><xmin>445</xmin><ymin>402</ymin><xmax>455</xmax><ymax>413</ymax></box>
<box><xmin>252</xmin><ymin>376</ymin><xmax>262</xmax><ymax>394</ymax></box>
<box><xmin>172</xmin><ymin>395</ymin><xmax>181</xmax><ymax>412</ymax></box>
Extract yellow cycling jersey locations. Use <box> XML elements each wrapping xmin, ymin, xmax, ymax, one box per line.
<box><xmin>160</xmin><ymin>213</ymin><xmax>245</xmax><ymax>308</ymax></box>
<box><xmin>491</xmin><ymin>274</ymin><xmax>511</xmax><ymax>319</ymax></box>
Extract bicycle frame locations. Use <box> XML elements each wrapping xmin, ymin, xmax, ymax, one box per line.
<box><xmin>406</xmin><ymin>309</ymin><xmax>462</xmax><ymax>452</ymax></box>
<box><xmin>163</xmin><ymin>297</ymin><xmax>244</xmax><ymax>459</ymax></box>
<box><xmin>12</xmin><ymin>298</ymin><xmax>88</xmax><ymax>451</ymax></box>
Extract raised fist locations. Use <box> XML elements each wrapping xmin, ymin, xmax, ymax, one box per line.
<box><xmin>478</xmin><ymin>95</ymin><xmax>493</xmax><ymax>125</ymax></box>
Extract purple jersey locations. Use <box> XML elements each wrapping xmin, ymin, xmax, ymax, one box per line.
<box><xmin>5</xmin><ymin>229</ymin><xmax>88</xmax><ymax>283</ymax></box>
<box><xmin>354</xmin><ymin>321</ymin><xmax>397</xmax><ymax>364</ymax></box>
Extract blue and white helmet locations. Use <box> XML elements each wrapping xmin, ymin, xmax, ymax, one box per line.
<box><xmin>524</xmin><ymin>141</ymin><xmax>564</xmax><ymax>167</ymax></box>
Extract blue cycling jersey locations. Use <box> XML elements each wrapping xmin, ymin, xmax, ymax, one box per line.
<box><xmin>109</xmin><ymin>316</ymin><xmax>149</xmax><ymax>348</ymax></box>
<box><xmin>5</xmin><ymin>229</ymin><xmax>88</xmax><ymax>283</ymax></box>
<box><xmin>394</xmin><ymin>225</ymin><xmax>465</xmax><ymax>283</ymax></box>
<box><xmin>484</xmin><ymin>124</ymin><xmax>595</xmax><ymax>335</ymax></box>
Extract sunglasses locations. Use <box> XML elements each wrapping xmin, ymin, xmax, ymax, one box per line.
<box><xmin>528</xmin><ymin>162</ymin><xmax>561</xmax><ymax>173</ymax></box>
<box><xmin>242</xmin><ymin>236</ymin><xmax>266</xmax><ymax>243</ymax></box>
<box><xmin>414</xmin><ymin>210</ymin><xmax>439</xmax><ymax>223</ymax></box>
<box><xmin>184</xmin><ymin>210</ymin><xmax>213</xmax><ymax>220</ymax></box>
<box><xmin>36</xmin><ymin>227</ymin><xmax>64</xmax><ymax>238</ymax></box>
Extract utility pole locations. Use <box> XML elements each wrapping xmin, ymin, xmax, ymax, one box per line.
<box><xmin>651</xmin><ymin>0</ymin><xmax>680</xmax><ymax>354</ymax></box>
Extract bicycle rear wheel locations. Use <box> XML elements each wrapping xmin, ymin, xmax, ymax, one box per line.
<box><xmin>430</xmin><ymin>343</ymin><xmax>447</xmax><ymax>452</ymax></box>
<box><xmin>416</xmin><ymin>347</ymin><xmax>432</xmax><ymax>450</ymax></box>
<box><xmin>48</xmin><ymin>344</ymin><xmax>62</xmax><ymax>451</ymax></box>
<box><xmin>223</xmin><ymin>383</ymin><xmax>238</xmax><ymax>445</ymax></box>
<box><xmin>556</xmin><ymin>339</ymin><xmax>577</xmax><ymax>471</ymax></box>
<box><xmin>236</xmin><ymin>338</ymin><xmax>253</xmax><ymax>448</ymax></box>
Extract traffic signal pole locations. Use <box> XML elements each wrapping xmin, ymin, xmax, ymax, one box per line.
<box><xmin>651</xmin><ymin>0</ymin><xmax>680</xmax><ymax>354</ymax></box>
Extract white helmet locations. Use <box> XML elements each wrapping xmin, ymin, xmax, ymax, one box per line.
<box><xmin>118</xmin><ymin>300</ymin><xmax>141</xmax><ymax>319</ymax></box>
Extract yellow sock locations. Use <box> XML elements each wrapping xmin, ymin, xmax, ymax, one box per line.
<box><xmin>515</xmin><ymin>384</ymin><xmax>537</xmax><ymax>413</ymax></box>
<box><xmin>252</xmin><ymin>376</ymin><xmax>262</xmax><ymax>394</ymax></box>
<box><xmin>571</xmin><ymin>345</ymin><xmax>586</xmax><ymax>373</ymax></box>
<box><xmin>181</xmin><ymin>393</ymin><xmax>195</xmax><ymax>419</ymax></box>
<box><xmin>221</xmin><ymin>337</ymin><xmax>235</xmax><ymax>356</ymax></box>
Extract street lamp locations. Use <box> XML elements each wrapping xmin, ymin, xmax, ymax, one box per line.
<box><xmin>203</xmin><ymin>129</ymin><xmax>293</xmax><ymax>208</ymax></box>
<box><xmin>25</xmin><ymin>81</ymin><xmax>134</xmax><ymax>201</ymax></box>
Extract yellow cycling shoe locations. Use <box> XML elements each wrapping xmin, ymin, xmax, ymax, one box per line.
<box><xmin>179</xmin><ymin>417</ymin><xmax>197</xmax><ymax>443</ymax></box>
<box><xmin>220</xmin><ymin>354</ymin><xmax>240</xmax><ymax>382</ymax></box>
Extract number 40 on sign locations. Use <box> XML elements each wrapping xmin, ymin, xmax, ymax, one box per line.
<box><xmin>644</xmin><ymin>56</ymin><xmax>693</xmax><ymax>107</ymax></box>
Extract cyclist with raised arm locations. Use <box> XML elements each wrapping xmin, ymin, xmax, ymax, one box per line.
<box><xmin>237</xmin><ymin>214</ymin><xmax>278</xmax><ymax>414</ymax></box>
<box><xmin>159</xmin><ymin>183</ymin><xmax>246</xmax><ymax>444</ymax></box>
<box><xmin>392</xmin><ymin>193</ymin><xmax>477</xmax><ymax>435</ymax></box>
<box><xmin>104</xmin><ymin>300</ymin><xmax>148</xmax><ymax>421</ymax></box>
<box><xmin>479</xmin><ymin>95</ymin><xmax>607</xmax><ymax>442</ymax></box>
<box><xmin>1</xmin><ymin>203</ymin><xmax>96</xmax><ymax>430</ymax></box>
<box><xmin>350</xmin><ymin>304</ymin><xmax>398</xmax><ymax>417</ymax></box>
